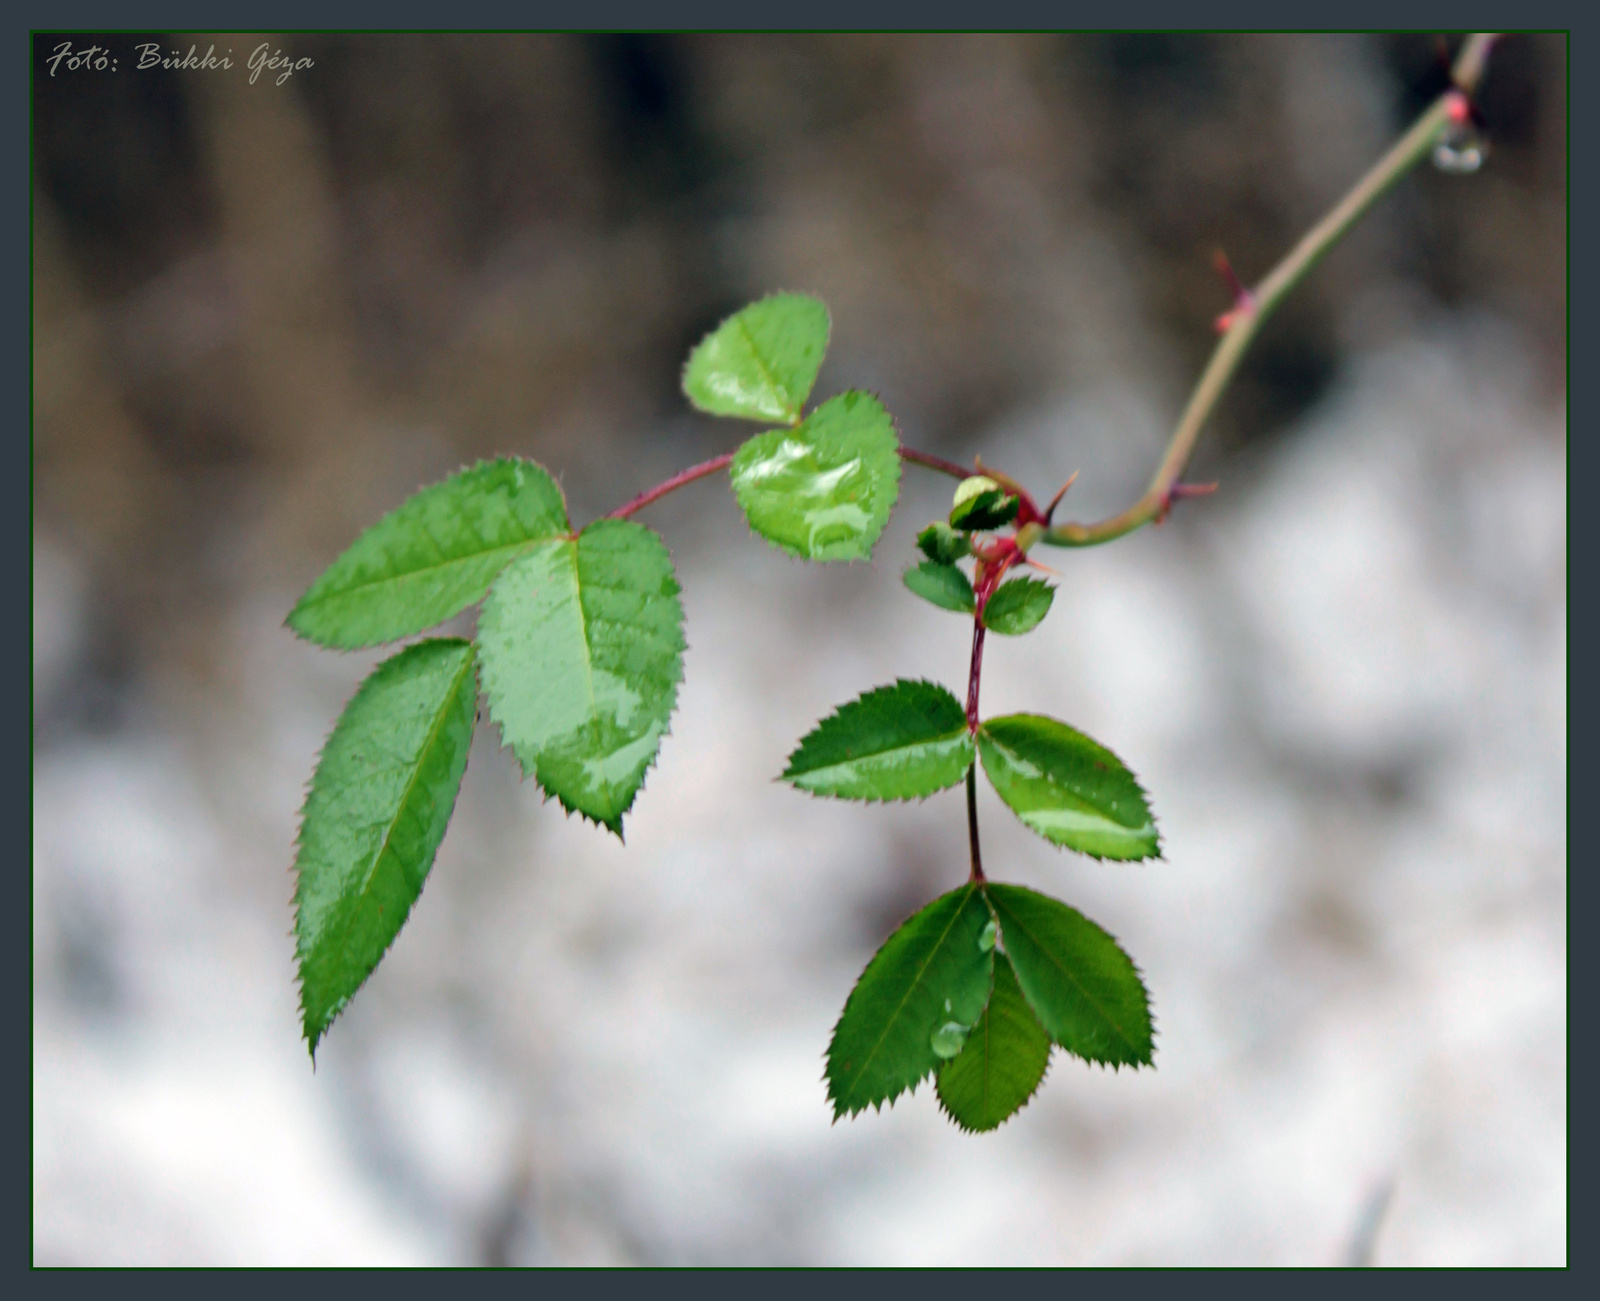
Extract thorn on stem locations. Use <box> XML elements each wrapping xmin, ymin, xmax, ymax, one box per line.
<box><xmin>1043</xmin><ymin>470</ymin><xmax>1080</xmax><ymax>524</ymax></box>
<box><xmin>1155</xmin><ymin>480</ymin><xmax>1219</xmax><ymax>524</ymax></box>
<box><xmin>1212</xmin><ymin>249</ymin><xmax>1256</xmax><ymax>332</ymax></box>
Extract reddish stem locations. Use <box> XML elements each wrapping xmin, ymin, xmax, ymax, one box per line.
<box><xmin>966</xmin><ymin>766</ymin><xmax>985</xmax><ymax>884</ymax></box>
<box><xmin>898</xmin><ymin>446</ymin><xmax>972</xmax><ymax>480</ymax></box>
<box><xmin>608</xmin><ymin>442</ymin><xmax>970</xmax><ymax>521</ymax></box>
<box><xmin>965</xmin><ymin>617</ymin><xmax>987</xmax><ymax>734</ymax></box>
<box><xmin>607</xmin><ymin>453</ymin><xmax>735</xmax><ymax>520</ymax></box>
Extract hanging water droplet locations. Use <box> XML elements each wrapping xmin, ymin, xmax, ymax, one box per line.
<box><xmin>931</xmin><ymin>1021</ymin><xmax>969</xmax><ymax>1059</ymax></box>
<box><xmin>1433</xmin><ymin>122</ymin><xmax>1485</xmax><ymax>174</ymax></box>
<box><xmin>978</xmin><ymin>919</ymin><xmax>998</xmax><ymax>952</ymax></box>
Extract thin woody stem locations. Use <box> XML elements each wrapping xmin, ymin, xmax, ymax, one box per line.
<box><xmin>898</xmin><ymin>446</ymin><xmax>972</xmax><ymax>480</ymax></box>
<box><xmin>965</xmin><ymin>613</ymin><xmax>987</xmax><ymax>882</ymax></box>
<box><xmin>608</xmin><ymin>443</ymin><xmax>969</xmax><ymax>520</ymax></box>
<box><xmin>1045</xmin><ymin>33</ymin><xmax>1498</xmax><ymax>549</ymax></box>
<box><xmin>608</xmin><ymin>453</ymin><xmax>734</xmax><ymax>519</ymax></box>
<box><xmin>966</xmin><ymin>766</ymin><xmax>984</xmax><ymax>884</ymax></box>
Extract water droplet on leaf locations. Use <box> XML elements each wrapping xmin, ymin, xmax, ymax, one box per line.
<box><xmin>931</xmin><ymin>1022</ymin><xmax>970</xmax><ymax>1059</ymax></box>
<box><xmin>978</xmin><ymin>919</ymin><xmax>997</xmax><ymax>952</ymax></box>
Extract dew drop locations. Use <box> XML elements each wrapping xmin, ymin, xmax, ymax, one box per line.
<box><xmin>931</xmin><ymin>1022</ymin><xmax>969</xmax><ymax>1059</ymax></box>
<box><xmin>1432</xmin><ymin>123</ymin><xmax>1486</xmax><ymax>174</ymax></box>
<box><xmin>978</xmin><ymin>919</ymin><xmax>998</xmax><ymax>952</ymax></box>
<box><xmin>944</xmin><ymin>998</ymin><xmax>952</xmax><ymax>1012</ymax></box>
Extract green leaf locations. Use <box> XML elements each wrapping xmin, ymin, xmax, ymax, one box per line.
<box><xmin>949</xmin><ymin>476</ymin><xmax>1019</xmax><ymax>532</ymax></box>
<box><xmin>782</xmin><ymin>679</ymin><xmax>974</xmax><ymax>802</ymax></box>
<box><xmin>977</xmin><ymin>714</ymin><xmax>1160</xmax><ymax>860</ymax></box>
<box><xmin>827</xmin><ymin>884</ymin><xmax>996</xmax><ymax>1119</ymax></box>
<box><xmin>917</xmin><ymin>521</ymin><xmax>971</xmax><ymax>565</ymax></box>
<box><xmin>935</xmin><ymin>951</ymin><xmax>1053</xmax><ymax>1132</ymax></box>
<box><xmin>981</xmin><ymin>577</ymin><xmax>1055</xmax><ymax>635</ymax></box>
<box><xmin>985</xmin><ymin>884</ymin><xmax>1153</xmax><ymax>1068</ymax></box>
<box><xmin>476</xmin><ymin>519</ymin><xmax>685</xmax><ymax>836</ymax></box>
<box><xmin>682</xmin><ymin>293</ymin><xmax>830</xmax><ymax>423</ymax></box>
<box><xmin>288</xmin><ymin>459</ymin><xmax>570</xmax><ymax>649</ymax></box>
<box><xmin>293</xmin><ymin>639</ymin><xmax>479</xmax><ymax>1055</ymax></box>
<box><xmin>729</xmin><ymin>391</ymin><xmax>901</xmax><ymax>561</ymax></box>
<box><xmin>903</xmin><ymin>561</ymin><xmax>975</xmax><ymax>614</ymax></box>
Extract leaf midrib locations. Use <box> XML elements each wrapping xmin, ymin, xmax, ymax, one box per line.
<box><xmin>297</xmin><ymin>536</ymin><xmax>550</xmax><ymax>614</ymax></box>
<box><xmin>839</xmin><ymin>887</ymin><xmax>979</xmax><ymax>1105</ymax></box>
<box><xmin>736</xmin><ymin>315</ymin><xmax>796</xmax><ymax>421</ymax></box>
<box><xmin>310</xmin><ymin>647</ymin><xmax>474</xmax><ymax>979</ymax></box>
<box><xmin>981</xmin><ymin>727</ymin><xmax>1142</xmax><ymax>832</ymax></box>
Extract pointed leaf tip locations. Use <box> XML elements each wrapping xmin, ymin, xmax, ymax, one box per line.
<box><xmin>783</xmin><ymin>679</ymin><xmax>974</xmax><ymax>802</ymax></box>
<box><xmin>294</xmin><ymin>638</ymin><xmax>478</xmax><ymax>1051</ymax></box>
<box><xmin>827</xmin><ymin>884</ymin><xmax>995</xmax><ymax>1118</ymax></box>
<box><xmin>935</xmin><ymin>953</ymin><xmax>1053</xmax><ymax>1132</ymax></box>
<box><xmin>288</xmin><ymin>458</ymin><xmax>569</xmax><ymax>649</ymax></box>
<box><xmin>985</xmin><ymin>883</ymin><xmax>1153</xmax><ymax>1069</ymax></box>
<box><xmin>977</xmin><ymin>713</ymin><xmax>1159</xmax><ymax>860</ymax></box>
<box><xmin>477</xmin><ymin>518</ymin><xmax>685</xmax><ymax>835</ymax></box>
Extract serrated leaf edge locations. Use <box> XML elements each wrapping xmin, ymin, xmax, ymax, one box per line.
<box><xmin>987</xmin><ymin>885</ymin><xmax>1155</xmax><ymax>1070</ymax></box>
<box><xmin>827</xmin><ymin>884</ymin><xmax>989</xmax><ymax>1119</ymax></box>
<box><xmin>976</xmin><ymin>720</ymin><xmax>1163</xmax><ymax>862</ymax></box>
<box><xmin>286</xmin><ymin>457</ymin><xmax>572</xmax><ymax>651</ymax></box>
<box><xmin>293</xmin><ymin>638</ymin><xmax>479</xmax><ymax>1058</ymax></box>
<box><xmin>781</xmin><ymin>677</ymin><xmax>974</xmax><ymax>805</ymax></box>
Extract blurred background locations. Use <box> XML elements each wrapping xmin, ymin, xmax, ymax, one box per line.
<box><xmin>32</xmin><ymin>32</ymin><xmax>1565</xmax><ymax>1265</ymax></box>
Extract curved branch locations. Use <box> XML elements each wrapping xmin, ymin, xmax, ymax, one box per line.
<box><xmin>1045</xmin><ymin>33</ymin><xmax>1499</xmax><ymax>549</ymax></box>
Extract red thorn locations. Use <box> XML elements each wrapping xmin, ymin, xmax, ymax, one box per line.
<box><xmin>1155</xmin><ymin>479</ymin><xmax>1219</xmax><ymax>524</ymax></box>
<box><xmin>1213</xmin><ymin>248</ymin><xmax>1247</xmax><ymax>301</ymax></box>
<box><xmin>1042</xmin><ymin>470</ymin><xmax>1080</xmax><ymax>524</ymax></box>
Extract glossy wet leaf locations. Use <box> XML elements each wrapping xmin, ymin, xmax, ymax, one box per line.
<box><xmin>477</xmin><ymin>519</ymin><xmax>684</xmax><ymax>836</ymax></box>
<box><xmin>917</xmin><ymin>521</ymin><xmax>971</xmax><ymax>565</ymax></box>
<box><xmin>288</xmin><ymin>459</ymin><xmax>570</xmax><ymax>649</ymax></box>
<box><xmin>903</xmin><ymin>561</ymin><xmax>975</xmax><ymax>615</ymax></box>
<box><xmin>936</xmin><ymin>951</ymin><xmax>1053</xmax><ymax>1132</ymax></box>
<box><xmin>827</xmin><ymin>884</ymin><xmax>995</xmax><ymax>1119</ymax></box>
<box><xmin>985</xmin><ymin>884</ymin><xmax>1153</xmax><ymax>1068</ymax></box>
<box><xmin>949</xmin><ymin>476</ymin><xmax>1019</xmax><ymax>533</ymax></box>
<box><xmin>782</xmin><ymin>679</ymin><xmax>974</xmax><ymax>802</ymax></box>
<box><xmin>977</xmin><ymin>714</ymin><xmax>1159</xmax><ymax>860</ymax></box>
<box><xmin>982</xmin><ymin>577</ymin><xmax>1055</xmax><ymax>636</ymax></box>
<box><xmin>294</xmin><ymin>639</ymin><xmax>478</xmax><ymax>1055</ymax></box>
<box><xmin>682</xmin><ymin>293</ymin><xmax>830</xmax><ymax>423</ymax></box>
<box><xmin>729</xmin><ymin>391</ymin><xmax>900</xmax><ymax>561</ymax></box>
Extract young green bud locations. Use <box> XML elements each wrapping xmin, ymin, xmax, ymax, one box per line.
<box><xmin>917</xmin><ymin>521</ymin><xmax>972</xmax><ymax>565</ymax></box>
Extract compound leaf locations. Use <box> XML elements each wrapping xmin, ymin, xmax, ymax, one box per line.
<box><xmin>985</xmin><ymin>884</ymin><xmax>1153</xmax><ymax>1068</ymax></box>
<box><xmin>935</xmin><ymin>951</ymin><xmax>1053</xmax><ymax>1132</ymax></box>
<box><xmin>782</xmin><ymin>679</ymin><xmax>974</xmax><ymax>802</ymax></box>
<box><xmin>288</xmin><ymin>459</ymin><xmax>570</xmax><ymax>649</ymax></box>
<box><xmin>730</xmin><ymin>391</ymin><xmax>900</xmax><ymax>561</ymax></box>
<box><xmin>827</xmin><ymin>884</ymin><xmax>995</xmax><ymax>1119</ymax></box>
<box><xmin>977</xmin><ymin>714</ymin><xmax>1159</xmax><ymax>860</ymax></box>
<box><xmin>903</xmin><ymin>561</ymin><xmax>975</xmax><ymax>614</ymax></box>
<box><xmin>682</xmin><ymin>293</ymin><xmax>830</xmax><ymax>423</ymax></box>
<box><xmin>294</xmin><ymin>638</ymin><xmax>479</xmax><ymax>1056</ymax></box>
<box><xmin>982</xmin><ymin>577</ymin><xmax>1055</xmax><ymax>636</ymax></box>
<box><xmin>476</xmin><ymin>519</ymin><xmax>684</xmax><ymax>836</ymax></box>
